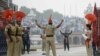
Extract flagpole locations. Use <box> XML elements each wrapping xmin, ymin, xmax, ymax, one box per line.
<box><xmin>64</xmin><ymin>0</ymin><xmax>65</xmax><ymax>18</ymax></box>
<box><xmin>69</xmin><ymin>4</ymin><xmax>71</xmax><ymax>17</ymax></box>
<box><xmin>64</xmin><ymin>0</ymin><xmax>66</xmax><ymax>20</ymax></box>
<box><xmin>13</xmin><ymin>6</ymin><xmax>16</xmax><ymax>24</ymax></box>
<box><xmin>8</xmin><ymin>0</ymin><xmax>10</xmax><ymax>7</ymax></box>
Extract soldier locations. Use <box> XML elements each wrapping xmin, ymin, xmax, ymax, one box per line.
<box><xmin>60</xmin><ymin>30</ymin><xmax>72</xmax><ymax>51</ymax></box>
<box><xmin>41</xmin><ymin>30</ymin><xmax>46</xmax><ymax>55</ymax></box>
<box><xmin>5</xmin><ymin>17</ymin><xmax>18</xmax><ymax>56</ymax></box>
<box><xmin>22</xmin><ymin>27</ymin><xmax>30</xmax><ymax>54</ymax></box>
<box><xmin>85</xmin><ymin>24</ymin><xmax>93</xmax><ymax>56</ymax></box>
<box><xmin>35</xmin><ymin>15</ymin><xmax>63</xmax><ymax>56</ymax></box>
<box><xmin>16</xmin><ymin>18</ymin><xmax>24</xmax><ymax>56</ymax></box>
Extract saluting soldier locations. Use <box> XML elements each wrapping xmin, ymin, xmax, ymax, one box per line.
<box><xmin>35</xmin><ymin>15</ymin><xmax>63</xmax><ymax>56</ymax></box>
<box><xmin>5</xmin><ymin>16</ymin><xmax>18</xmax><ymax>56</ymax></box>
<box><xmin>60</xmin><ymin>30</ymin><xmax>72</xmax><ymax>51</ymax></box>
<box><xmin>16</xmin><ymin>17</ymin><xmax>24</xmax><ymax>56</ymax></box>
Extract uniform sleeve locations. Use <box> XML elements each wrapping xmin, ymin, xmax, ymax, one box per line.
<box><xmin>53</xmin><ymin>25</ymin><xmax>57</xmax><ymax>30</ymax></box>
<box><xmin>5</xmin><ymin>25</ymin><xmax>10</xmax><ymax>32</ymax></box>
<box><xmin>36</xmin><ymin>21</ymin><xmax>46</xmax><ymax>29</ymax></box>
<box><xmin>42</xmin><ymin>25</ymin><xmax>46</xmax><ymax>29</ymax></box>
<box><xmin>38</xmin><ymin>24</ymin><xmax>46</xmax><ymax>29</ymax></box>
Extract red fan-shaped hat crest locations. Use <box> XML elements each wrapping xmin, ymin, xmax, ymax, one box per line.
<box><xmin>15</xmin><ymin>11</ymin><xmax>26</xmax><ymax>21</ymax></box>
<box><xmin>85</xmin><ymin>13</ymin><xmax>97</xmax><ymax>22</ymax></box>
<box><xmin>3</xmin><ymin>9</ymin><xmax>14</xmax><ymax>21</ymax></box>
<box><xmin>48</xmin><ymin>15</ymin><xmax>52</xmax><ymax>24</ymax></box>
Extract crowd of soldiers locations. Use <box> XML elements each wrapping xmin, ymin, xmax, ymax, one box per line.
<box><xmin>0</xmin><ymin>12</ymin><xmax>64</xmax><ymax>56</ymax></box>
<box><xmin>0</xmin><ymin>9</ymin><xmax>96</xmax><ymax>56</ymax></box>
<box><xmin>35</xmin><ymin>15</ymin><xmax>96</xmax><ymax>56</ymax></box>
<box><xmin>4</xmin><ymin>16</ymin><xmax>30</xmax><ymax>56</ymax></box>
<box><xmin>4</xmin><ymin>15</ymin><xmax>64</xmax><ymax>56</ymax></box>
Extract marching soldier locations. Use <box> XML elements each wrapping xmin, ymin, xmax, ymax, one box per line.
<box><xmin>16</xmin><ymin>18</ymin><xmax>24</xmax><ymax>56</ymax></box>
<box><xmin>35</xmin><ymin>15</ymin><xmax>63</xmax><ymax>56</ymax></box>
<box><xmin>5</xmin><ymin>17</ymin><xmax>17</xmax><ymax>56</ymax></box>
<box><xmin>41</xmin><ymin>30</ymin><xmax>46</xmax><ymax>55</ymax></box>
<box><xmin>60</xmin><ymin>30</ymin><xmax>72</xmax><ymax>51</ymax></box>
<box><xmin>85</xmin><ymin>24</ymin><xmax>93</xmax><ymax>56</ymax></box>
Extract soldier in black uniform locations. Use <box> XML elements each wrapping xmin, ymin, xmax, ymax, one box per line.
<box><xmin>22</xmin><ymin>27</ymin><xmax>30</xmax><ymax>54</ymax></box>
<box><xmin>60</xmin><ymin>30</ymin><xmax>72</xmax><ymax>51</ymax></box>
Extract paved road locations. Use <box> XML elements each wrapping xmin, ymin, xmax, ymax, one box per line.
<box><xmin>22</xmin><ymin>46</ymin><xmax>87</xmax><ymax>56</ymax></box>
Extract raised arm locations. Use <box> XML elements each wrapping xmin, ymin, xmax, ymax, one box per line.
<box><xmin>56</xmin><ymin>19</ymin><xmax>63</xmax><ymax>28</ymax></box>
<box><xmin>4</xmin><ymin>26</ymin><xmax>9</xmax><ymax>39</ymax></box>
<box><xmin>35</xmin><ymin>20</ymin><xmax>45</xmax><ymax>29</ymax></box>
<box><xmin>60</xmin><ymin>30</ymin><xmax>65</xmax><ymax>35</ymax></box>
<box><xmin>68</xmin><ymin>30</ymin><xmax>72</xmax><ymax>35</ymax></box>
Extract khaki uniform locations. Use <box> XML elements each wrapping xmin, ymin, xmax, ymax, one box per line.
<box><xmin>16</xmin><ymin>25</ymin><xmax>23</xmax><ymax>56</ymax></box>
<box><xmin>36</xmin><ymin>19</ymin><xmax>63</xmax><ymax>56</ymax></box>
<box><xmin>5</xmin><ymin>24</ymin><xmax>17</xmax><ymax>56</ymax></box>
<box><xmin>85</xmin><ymin>30</ymin><xmax>93</xmax><ymax>56</ymax></box>
<box><xmin>44</xmin><ymin>25</ymin><xmax>56</xmax><ymax>56</ymax></box>
<box><xmin>41</xmin><ymin>34</ymin><xmax>46</xmax><ymax>51</ymax></box>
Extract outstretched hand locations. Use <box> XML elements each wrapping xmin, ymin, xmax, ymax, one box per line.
<box><xmin>56</xmin><ymin>19</ymin><xmax>64</xmax><ymax>28</ymax></box>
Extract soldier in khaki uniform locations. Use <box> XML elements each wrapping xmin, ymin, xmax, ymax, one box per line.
<box><xmin>16</xmin><ymin>20</ymin><xmax>24</xmax><ymax>56</ymax></box>
<box><xmin>5</xmin><ymin>20</ymin><xmax>17</xmax><ymax>56</ymax></box>
<box><xmin>85</xmin><ymin>24</ymin><xmax>93</xmax><ymax>56</ymax></box>
<box><xmin>35</xmin><ymin>16</ymin><xmax>63</xmax><ymax>56</ymax></box>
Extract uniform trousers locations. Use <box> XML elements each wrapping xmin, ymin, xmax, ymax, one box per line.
<box><xmin>46</xmin><ymin>37</ymin><xmax>56</xmax><ymax>56</ymax></box>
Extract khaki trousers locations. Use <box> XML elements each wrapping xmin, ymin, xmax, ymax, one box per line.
<box><xmin>42</xmin><ymin>39</ymin><xmax>46</xmax><ymax>51</ymax></box>
<box><xmin>7</xmin><ymin>36</ymin><xmax>16</xmax><ymax>56</ymax></box>
<box><xmin>46</xmin><ymin>37</ymin><xmax>56</xmax><ymax>56</ymax></box>
<box><xmin>15</xmin><ymin>36</ymin><xmax>23</xmax><ymax>56</ymax></box>
<box><xmin>86</xmin><ymin>42</ymin><xmax>93</xmax><ymax>56</ymax></box>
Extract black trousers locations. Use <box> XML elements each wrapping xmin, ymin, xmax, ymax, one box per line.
<box><xmin>22</xmin><ymin>40</ymin><xmax>30</xmax><ymax>53</ymax></box>
<box><xmin>92</xmin><ymin>42</ymin><xmax>97</xmax><ymax>56</ymax></box>
<box><xmin>0</xmin><ymin>31</ymin><xmax>7</xmax><ymax>55</ymax></box>
<box><xmin>64</xmin><ymin>43</ymin><xmax>69</xmax><ymax>51</ymax></box>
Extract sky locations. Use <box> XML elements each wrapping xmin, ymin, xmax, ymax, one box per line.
<box><xmin>13</xmin><ymin>0</ymin><xmax>100</xmax><ymax>18</ymax></box>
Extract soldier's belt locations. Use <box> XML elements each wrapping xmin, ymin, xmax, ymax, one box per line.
<box><xmin>16</xmin><ymin>34</ymin><xmax>22</xmax><ymax>36</ymax></box>
<box><xmin>10</xmin><ymin>34</ymin><xmax>16</xmax><ymax>36</ymax></box>
<box><xmin>46</xmin><ymin>35</ymin><xmax>53</xmax><ymax>37</ymax></box>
